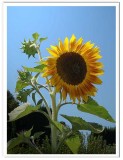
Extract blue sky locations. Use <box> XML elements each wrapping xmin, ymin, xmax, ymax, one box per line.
<box><xmin>7</xmin><ymin>6</ymin><xmax>116</xmax><ymax>127</ymax></box>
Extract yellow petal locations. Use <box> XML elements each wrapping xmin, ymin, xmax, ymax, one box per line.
<box><xmin>88</xmin><ymin>75</ymin><xmax>102</xmax><ymax>84</ymax></box>
<box><xmin>59</xmin><ymin>39</ymin><xmax>65</xmax><ymax>52</ymax></box>
<box><xmin>70</xmin><ymin>34</ymin><xmax>76</xmax><ymax>44</ymax></box>
<box><xmin>50</xmin><ymin>45</ymin><xmax>60</xmax><ymax>54</ymax></box>
<box><xmin>64</xmin><ymin>37</ymin><xmax>69</xmax><ymax>52</ymax></box>
<box><xmin>47</xmin><ymin>48</ymin><xmax>58</xmax><ymax>57</ymax></box>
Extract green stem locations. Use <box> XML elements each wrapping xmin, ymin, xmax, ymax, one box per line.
<box><xmin>36</xmin><ymin>42</ymin><xmax>58</xmax><ymax>153</ymax></box>
<box><xmin>57</xmin><ymin>102</ymin><xmax>77</xmax><ymax>114</ymax></box>
<box><xmin>50</xmin><ymin>89</ymin><xmax>58</xmax><ymax>153</ymax></box>
<box><xmin>29</xmin><ymin>140</ymin><xmax>42</xmax><ymax>154</ymax></box>
<box><xmin>31</xmin><ymin>84</ymin><xmax>52</xmax><ymax>118</ymax></box>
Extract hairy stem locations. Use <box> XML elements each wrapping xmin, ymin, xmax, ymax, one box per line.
<box><xmin>50</xmin><ymin>89</ymin><xmax>58</xmax><ymax>153</ymax></box>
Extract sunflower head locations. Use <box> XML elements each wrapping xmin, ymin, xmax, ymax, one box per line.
<box><xmin>42</xmin><ymin>34</ymin><xmax>104</xmax><ymax>102</ymax></box>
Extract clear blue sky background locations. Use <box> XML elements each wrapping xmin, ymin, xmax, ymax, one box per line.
<box><xmin>7</xmin><ymin>6</ymin><xmax>116</xmax><ymax>128</ymax></box>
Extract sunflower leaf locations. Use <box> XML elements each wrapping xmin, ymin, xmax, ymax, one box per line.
<box><xmin>77</xmin><ymin>97</ymin><xmax>115</xmax><ymax>123</ymax></box>
<box><xmin>8</xmin><ymin>104</ymin><xmax>40</xmax><ymax>122</ymax></box>
<box><xmin>39</xmin><ymin>37</ymin><xmax>48</xmax><ymax>43</ymax></box>
<box><xmin>7</xmin><ymin>137</ymin><xmax>24</xmax><ymax>151</ymax></box>
<box><xmin>65</xmin><ymin>133</ymin><xmax>81</xmax><ymax>154</ymax></box>
<box><xmin>15</xmin><ymin>71</ymin><xmax>32</xmax><ymax>92</ymax></box>
<box><xmin>17</xmin><ymin>88</ymin><xmax>34</xmax><ymax>102</ymax></box>
<box><xmin>15</xmin><ymin>79</ymin><xmax>29</xmax><ymax>92</ymax></box>
<box><xmin>23</xmin><ymin>64</ymin><xmax>46</xmax><ymax>73</ymax></box>
<box><xmin>61</xmin><ymin>114</ymin><xmax>103</xmax><ymax>133</ymax></box>
<box><xmin>32</xmin><ymin>93</ymin><xmax>36</xmax><ymax>105</ymax></box>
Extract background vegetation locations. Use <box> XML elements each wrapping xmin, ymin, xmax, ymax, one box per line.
<box><xmin>7</xmin><ymin>90</ymin><xmax>116</xmax><ymax>154</ymax></box>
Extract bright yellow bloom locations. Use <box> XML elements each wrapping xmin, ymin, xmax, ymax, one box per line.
<box><xmin>42</xmin><ymin>34</ymin><xmax>104</xmax><ymax>102</ymax></box>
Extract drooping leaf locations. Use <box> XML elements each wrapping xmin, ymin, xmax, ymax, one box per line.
<box><xmin>32</xmin><ymin>93</ymin><xmax>36</xmax><ymax>105</ymax></box>
<box><xmin>77</xmin><ymin>97</ymin><xmax>115</xmax><ymax>123</ymax></box>
<box><xmin>32</xmin><ymin>32</ymin><xmax>39</xmax><ymax>41</ymax></box>
<box><xmin>65</xmin><ymin>134</ymin><xmax>81</xmax><ymax>154</ymax></box>
<box><xmin>8</xmin><ymin>104</ymin><xmax>40</xmax><ymax>121</ymax></box>
<box><xmin>23</xmin><ymin>64</ymin><xmax>46</xmax><ymax>73</ymax></box>
<box><xmin>39</xmin><ymin>37</ymin><xmax>48</xmax><ymax>43</ymax></box>
<box><xmin>61</xmin><ymin>114</ymin><xmax>103</xmax><ymax>133</ymax></box>
<box><xmin>37</xmin><ymin>99</ymin><xmax>43</xmax><ymax>105</ymax></box>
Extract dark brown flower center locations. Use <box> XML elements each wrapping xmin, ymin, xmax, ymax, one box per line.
<box><xmin>56</xmin><ymin>52</ymin><xmax>87</xmax><ymax>85</ymax></box>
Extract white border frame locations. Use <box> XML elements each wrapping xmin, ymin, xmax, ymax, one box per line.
<box><xmin>0</xmin><ymin>0</ymin><xmax>121</xmax><ymax>159</ymax></box>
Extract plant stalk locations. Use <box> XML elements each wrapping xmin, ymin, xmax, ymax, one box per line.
<box><xmin>50</xmin><ymin>89</ymin><xmax>57</xmax><ymax>153</ymax></box>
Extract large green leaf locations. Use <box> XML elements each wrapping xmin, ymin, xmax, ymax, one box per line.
<box><xmin>61</xmin><ymin>114</ymin><xmax>103</xmax><ymax>133</ymax></box>
<box><xmin>8</xmin><ymin>104</ymin><xmax>40</xmax><ymax>121</ymax></box>
<box><xmin>23</xmin><ymin>64</ymin><xmax>46</xmax><ymax>73</ymax></box>
<box><xmin>77</xmin><ymin>97</ymin><xmax>115</xmax><ymax>123</ymax></box>
<box><xmin>65</xmin><ymin>134</ymin><xmax>81</xmax><ymax>154</ymax></box>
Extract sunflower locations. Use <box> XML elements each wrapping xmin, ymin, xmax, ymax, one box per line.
<box><xmin>42</xmin><ymin>34</ymin><xmax>104</xmax><ymax>102</ymax></box>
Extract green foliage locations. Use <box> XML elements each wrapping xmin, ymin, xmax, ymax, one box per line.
<box><xmin>86</xmin><ymin>134</ymin><xmax>115</xmax><ymax>154</ymax></box>
<box><xmin>17</xmin><ymin>88</ymin><xmax>34</xmax><ymax>102</ymax></box>
<box><xmin>61</xmin><ymin>114</ymin><xmax>103</xmax><ymax>133</ymax></box>
<box><xmin>33</xmin><ymin>131</ymin><xmax>44</xmax><ymax>140</ymax></box>
<box><xmin>8</xmin><ymin>104</ymin><xmax>40</xmax><ymax>122</ymax></box>
<box><xmin>32</xmin><ymin>93</ymin><xmax>36</xmax><ymax>105</ymax></box>
<box><xmin>8</xmin><ymin>32</ymin><xmax>116</xmax><ymax>154</ymax></box>
<box><xmin>23</xmin><ymin>64</ymin><xmax>46</xmax><ymax>73</ymax></box>
<box><xmin>7</xmin><ymin>128</ymin><xmax>33</xmax><ymax>151</ymax></box>
<box><xmin>8</xmin><ymin>133</ymin><xmax>116</xmax><ymax>154</ymax></box>
<box><xmin>32</xmin><ymin>32</ymin><xmax>40</xmax><ymax>41</ymax></box>
<box><xmin>65</xmin><ymin>133</ymin><xmax>81</xmax><ymax>154</ymax></box>
<box><xmin>77</xmin><ymin>97</ymin><xmax>115</xmax><ymax>123</ymax></box>
<box><xmin>16</xmin><ymin>71</ymin><xmax>32</xmax><ymax>92</ymax></box>
<box><xmin>92</xmin><ymin>127</ymin><xmax>116</xmax><ymax>145</ymax></box>
<box><xmin>39</xmin><ymin>37</ymin><xmax>48</xmax><ymax>43</ymax></box>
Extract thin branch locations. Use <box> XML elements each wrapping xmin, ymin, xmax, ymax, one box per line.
<box><xmin>57</xmin><ymin>102</ymin><xmax>78</xmax><ymax>112</ymax></box>
<box><xmin>31</xmin><ymin>84</ymin><xmax>52</xmax><ymax>118</ymax></box>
